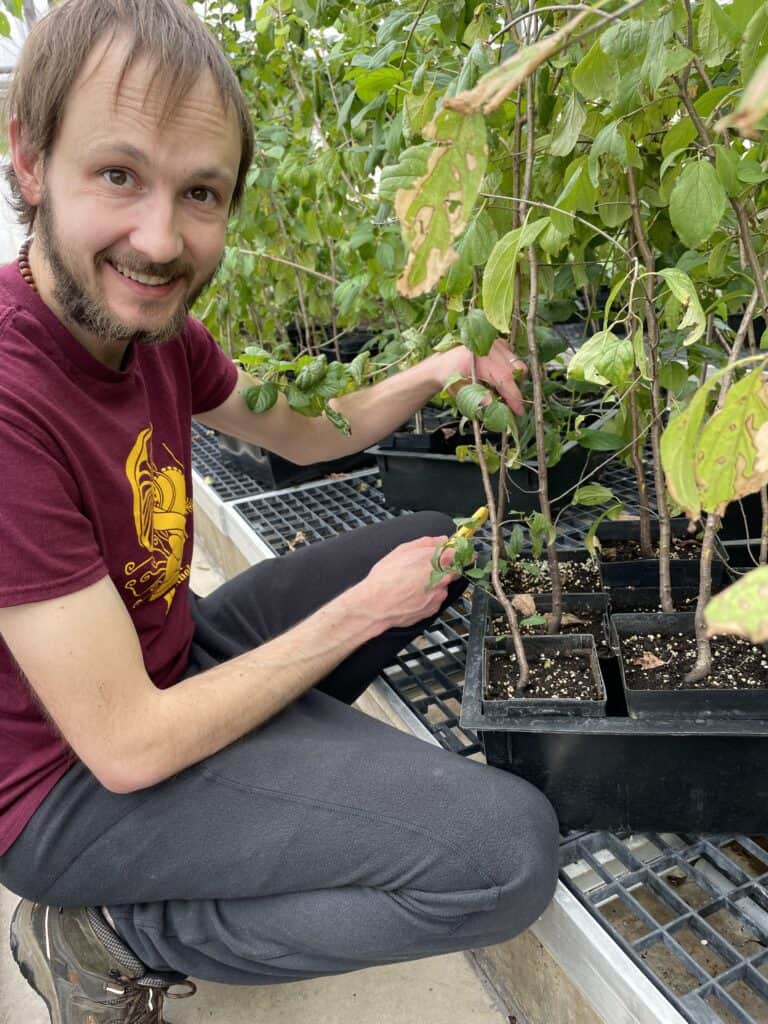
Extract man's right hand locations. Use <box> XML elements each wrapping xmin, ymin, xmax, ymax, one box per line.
<box><xmin>360</xmin><ymin>536</ymin><xmax>459</xmax><ymax>630</ymax></box>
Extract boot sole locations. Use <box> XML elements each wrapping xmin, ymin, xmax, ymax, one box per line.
<box><xmin>9</xmin><ymin>902</ymin><xmax>61</xmax><ymax>1024</ymax></box>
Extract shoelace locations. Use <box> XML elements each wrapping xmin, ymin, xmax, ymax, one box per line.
<box><xmin>103</xmin><ymin>973</ymin><xmax>197</xmax><ymax>1023</ymax></box>
<box><xmin>85</xmin><ymin>908</ymin><xmax>196</xmax><ymax>1021</ymax></box>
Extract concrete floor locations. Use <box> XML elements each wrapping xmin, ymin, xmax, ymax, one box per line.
<box><xmin>0</xmin><ymin>541</ymin><xmax>513</xmax><ymax>1024</ymax></box>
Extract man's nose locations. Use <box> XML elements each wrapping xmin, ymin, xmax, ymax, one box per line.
<box><xmin>128</xmin><ymin>193</ymin><xmax>184</xmax><ymax>265</ymax></box>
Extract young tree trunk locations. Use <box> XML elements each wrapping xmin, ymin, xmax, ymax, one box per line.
<box><xmin>627</xmin><ymin>173</ymin><xmax>674</xmax><ymax>611</ymax></box>
<box><xmin>628</xmin><ymin>381</ymin><xmax>654</xmax><ymax>557</ymax></box>
<box><xmin>526</xmin><ymin>249</ymin><xmax>563</xmax><ymax>632</ymax></box>
<box><xmin>471</xmin><ymin>417</ymin><xmax>530</xmax><ymax>690</ymax></box>
<box><xmin>685</xmin><ymin>290</ymin><xmax>758</xmax><ymax>681</ymax></box>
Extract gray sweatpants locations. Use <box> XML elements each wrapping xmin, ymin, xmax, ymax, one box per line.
<box><xmin>0</xmin><ymin>513</ymin><xmax>559</xmax><ymax>985</ymax></box>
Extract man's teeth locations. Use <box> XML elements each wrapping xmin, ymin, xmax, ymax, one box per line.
<box><xmin>112</xmin><ymin>263</ymin><xmax>173</xmax><ymax>286</ymax></box>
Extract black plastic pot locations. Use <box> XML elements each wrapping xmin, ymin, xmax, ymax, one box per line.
<box><xmin>600</xmin><ymin>556</ymin><xmax>727</xmax><ymax>615</ymax></box>
<box><xmin>719</xmin><ymin>538</ymin><xmax>767</xmax><ymax>574</ymax></box>
<box><xmin>216</xmin><ymin>432</ymin><xmax>373</xmax><ymax>489</ymax></box>
<box><xmin>368</xmin><ymin>437</ymin><xmax>595</xmax><ymax>517</ymax></box>
<box><xmin>719</xmin><ymin>493</ymin><xmax>768</xmax><ymax>540</ymax></box>
<box><xmin>610</xmin><ymin>611</ymin><xmax>768</xmax><ymax>721</ymax></box>
<box><xmin>468</xmin><ymin>589</ymin><xmax>607</xmax><ymax>719</ymax></box>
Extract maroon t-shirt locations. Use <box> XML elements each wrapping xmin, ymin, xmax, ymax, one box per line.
<box><xmin>0</xmin><ymin>261</ymin><xmax>238</xmax><ymax>854</ymax></box>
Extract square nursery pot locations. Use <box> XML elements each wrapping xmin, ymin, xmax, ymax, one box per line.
<box><xmin>368</xmin><ymin>432</ymin><xmax>595</xmax><ymax>517</ymax></box>
<box><xmin>461</xmin><ymin>594</ymin><xmax>768</xmax><ymax>833</ymax></box>
<box><xmin>467</xmin><ymin>587</ymin><xmax>608</xmax><ymax>720</ymax></box>
<box><xmin>610</xmin><ymin>611</ymin><xmax>768</xmax><ymax>721</ymax></box>
<box><xmin>216</xmin><ymin>431</ymin><xmax>373</xmax><ymax>489</ymax></box>
<box><xmin>597</xmin><ymin>520</ymin><xmax>728</xmax><ymax>611</ymax></box>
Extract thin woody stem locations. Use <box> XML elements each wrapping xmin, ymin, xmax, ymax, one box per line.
<box><xmin>627</xmin><ymin>168</ymin><xmax>674</xmax><ymax>611</ymax></box>
<box><xmin>470</xmin><ymin>412</ymin><xmax>530</xmax><ymax>690</ymax></box>
<box><xmin>685</xmin><ymin>292</ymin><xmax>757</xmax><ymax>682</ymax></box>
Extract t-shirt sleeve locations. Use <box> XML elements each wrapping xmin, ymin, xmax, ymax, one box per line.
<box><xmin>0</xmin><ymin>420</ymin><xmax>107</xmax><ymax>607</ymax></box>
<box><xmin>183</xmin><ymin>318</ymin><xmax>239</xmax><ymax>415</ymax></box>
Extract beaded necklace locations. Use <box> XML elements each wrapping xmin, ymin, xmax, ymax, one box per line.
<box><xmin>18</xmin><ymin>238</ymin><xmax>36</xmax><ymax>292</ymax></box>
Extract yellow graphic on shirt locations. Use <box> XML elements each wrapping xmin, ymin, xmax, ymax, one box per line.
<box><xmin>123</xmin><ymin>427</ymin><xmax>192</xmax><ymax>612</ymax></box>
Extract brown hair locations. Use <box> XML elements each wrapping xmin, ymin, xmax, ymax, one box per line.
<box><xmin>5</xmin><ymin>0</ymin><xmax>254</xmax><ymax>226</ymax></box>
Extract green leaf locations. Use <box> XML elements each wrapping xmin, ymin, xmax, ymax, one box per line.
<box><xmin>741</xmin><ymin>2</ymin><xmax>768</xmax><ymax>81</ymax></box>
<box><xmin>552</xmin><ymin>162</ymin><xmax>597</xmax><ymax>236</ymax></box>
<box><xmin>669</xmin><ymin>161</ymin><xmax>728</xmax><ymax>250</ymax></box>
<box><xmin>245</xmin><ymin>381</ymin><xmax>279</xmax><ymax>414</ymax></box>
<box><xmin>324</xmin><ymin>404</ymin><xmax>351</xmax><ymax>436</ymax></box>
<box><xmin>573</xmin><ymin>40</ymin><xmax>619</xmax><ymax>101</ymax></box>
<box><xmin>705</xmin><ymin>567</ymin><xmax>768</xmax><ymax>643</ymax></box>
<box><xmin>640</xmin><ymin>13</ymin><xmax>677</xmax><ymax>93</ymax></box>
<box><xmin>482</xmin><ymin>400</ymin><xmax>516</xmax><ymax>433</ymax></box>
<box><xmin>715</xmin><ymin>144</ymin><xmax>741</xmax><ymax>196</ymax></box>
<box><xmin>455</xmin><ymin>383</ymin><xmax>491</xmax><ymax>420</ymax></box>
<box><xmin>505</xmin><ymin>525</ymin><xmax>524</xmax><ymax>562</ymax></box>
<box><xmin>573</xmin><ymin>483</ymin><xmax>615</xmax><ymax>507</ymax></box>
<box><xmin>659</xmin><ymin>361</ymin><xmax>690</xmax><ymax>394</ymax></box>
<box><xmin>695</xmin><ymin>369</ymin><xmax>768</xmax><ymax>514</ymax></box>
<box><xmin>460</xmin><ymin>309</ymin><xmax>498</xmax><ymax>356</ymax></box>
<box><xmin>549</xmin><ymin>92</ymin><xmax>587</xmax><ymax>158</ymax></box>
<box><xmin>378</xmin><ymin>144</ymin><xmax>432</xmax><ymax>202</ymax></box>
<box><xmin>698</xmin><ymin>0</ymin><xmax>740</xmax><ymax>67</ymax></box>
<box><xmin>295</xmin><ymin>355</ymin><xmax>328</xmax><ymax>390</ymax></box>
<box><xmin>577</xmin><ymin>429</ymin><xmax>626</xmax><ymax>451</ymax></box>
<box><xmin>600</xmin><ymin>20</ymin><xmax>650</xmax><ymax>60</ymax></box>
<box><xmin>0</xmin><ymin>10</ymin><xmax>9</xmax><ymax>35</ymax></box>
<box><xmin>588</xmin><ymin>122</ymin><xmax>627</xmax><ymax>187</ymax></box>
<box><xmin>353</xmin><ymin>67</ymin><xmax>404</xmax><ymax>103</ymax></box>
<box><xmin>662</xmin><ymin>117</ymin><xmax>697</xmax><ymax>158</ymax></box>
<box><xmin>736</xmin><ymin>157</ymin><xmax>768</xmax><ymax>183</ymax></box>
<box><xmin>394</xmin><ymin>110</ymin><xmax>488</xmax><ymax>297</ymax></box>
<box><xmin>482</xmin><ymin>216</ymin><xmax>548</xmax><ymax>332</ymax></box>
<box><xmin>658</xmin><ymin>268</ymin><xmax>707</xmax><ymax>345</ymax></box>
<box><xmin>567</xmin><ymin>330</ymin><xmax>634</xmax><ymax>388</ymax></box>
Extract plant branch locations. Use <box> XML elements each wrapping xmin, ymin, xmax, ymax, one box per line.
<box><xmin>239</xmin><ymin>249</ymin><xmax>339</xmax><ymax>285</ymax></box>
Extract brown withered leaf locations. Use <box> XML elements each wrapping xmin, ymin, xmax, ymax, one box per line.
<box><xmin>632</xmin><ymin>651</ymin><xmax>668</xmax><ymax>671</ymax></box>
<box><xmin>512</xmin><ymin>593</ymin><xmax>537</xmax><ymax>617</ymax></box>
<box><xmin>560</xmin><ymin>613</ymin><xmax>588</xmax><ymax>627</ymax></box>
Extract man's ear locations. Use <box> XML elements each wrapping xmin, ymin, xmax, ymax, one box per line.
<box><xmin>9</xmin><ymin>119</ymin><xmax>43</xmax><ymax>207</ymax></box>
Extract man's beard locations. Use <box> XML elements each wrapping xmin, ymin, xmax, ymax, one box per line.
<box><xmin>34</xmin><ymin>195</ymin><xmax>217</xmax><ymax>348</ymax></box>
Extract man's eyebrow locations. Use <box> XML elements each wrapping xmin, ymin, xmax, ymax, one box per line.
<box><xmin>88</xmin><ymin>143</ymin><xmax>235</xmax><ymax>186</ymax></box>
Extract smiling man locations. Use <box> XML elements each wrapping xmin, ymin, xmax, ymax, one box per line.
<box><xmin>0</xmin><ymin>2</ymin><xmax>558</xmax><ymax>1022</ymax></box>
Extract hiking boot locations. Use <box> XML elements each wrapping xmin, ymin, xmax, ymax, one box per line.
<box><xmin>10</xmin><ymin>899</ymin><xmax>196</xmax><ymax>1023</ymax></box>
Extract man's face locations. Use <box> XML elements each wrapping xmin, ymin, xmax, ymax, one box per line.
<box><xmin>28</xmin><ymin>38</ymin><xmax>241</xmax><ymax>352</ymax></box>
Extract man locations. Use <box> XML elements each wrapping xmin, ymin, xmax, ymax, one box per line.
<box><xmin>0</xmin><ymin>1</ymin><xmax>559</xmax><ymax>1021</ymax></box>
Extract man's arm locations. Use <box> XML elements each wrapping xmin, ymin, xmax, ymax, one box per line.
<box><xmin>0</xmin><ymin>536</ymin><xmax>455</xmax><ymax>794</ymax></box>
<box><xmin>196</xmin><ymin>341</ymin><xmax>527</xmax><ymax>465</ymax></box>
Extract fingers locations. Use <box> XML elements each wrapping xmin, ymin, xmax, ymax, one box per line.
<box><xmin>480</xmin><ymin>339</ymin><xmax>528</xmax><ymax>416</ymax></box>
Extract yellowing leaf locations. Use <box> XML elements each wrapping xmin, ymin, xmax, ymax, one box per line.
<box><xmin>394</xmin><ymin>110</ymin><xmax>488</xmax><ymax>298</ymax></box>
<box><xmin>705</xmin><ymin>566</ymin><xmax>768</xmax><ymax>643</ymax></box>
<box><xmin>695</xmin><ymin>370</ymin><xmax>768</xmax><ymax>514</ymax></box>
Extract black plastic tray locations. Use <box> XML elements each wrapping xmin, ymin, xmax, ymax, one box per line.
<box><xmin>461</xmin><ymin>589</ymin><xmax>768</xmax><ymax>833</ymax></box>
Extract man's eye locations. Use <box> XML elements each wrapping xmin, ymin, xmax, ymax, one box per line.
<box><xmin>188</xmin><ymin>187</ymin><xmax>216</xmax><ymax>204</ymax></box>
<box><xmin>102</xmin><ymin>169</ymin><xmax>131</xmax><ymax>187</ymax></box>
